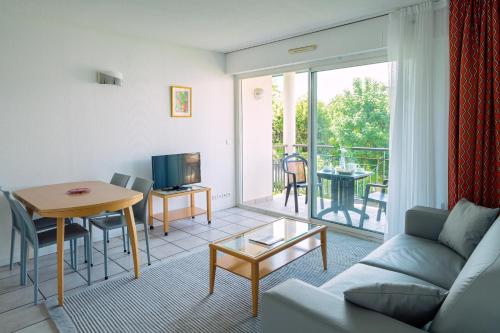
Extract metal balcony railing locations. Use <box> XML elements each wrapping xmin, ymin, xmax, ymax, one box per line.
<box><xmin>272</xmin><ymin>144</ymin><xmax>389</xmax><ymax>200</ymax></box>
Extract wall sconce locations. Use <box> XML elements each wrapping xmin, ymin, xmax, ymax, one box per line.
<box><xmin>97</xmin><ymin>71</ymin><xmax>123</xmax><ymax>86</ymax></box>
<box><xmin>254</xmin><ymin>87</ymin><xmax>264</xmax><ymax>100</ymax></box>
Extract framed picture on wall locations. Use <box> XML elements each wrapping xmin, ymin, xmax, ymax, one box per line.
<box><xmin>171</xmin><ymin>86</ymin><xmax>192</xmax><ymax>118</ymax></box>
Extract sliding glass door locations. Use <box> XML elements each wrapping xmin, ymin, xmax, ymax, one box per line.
<box><xmin>309</xmin><ymin>62</ymin><xmax>390</xmax><ymax>233</ymax></box>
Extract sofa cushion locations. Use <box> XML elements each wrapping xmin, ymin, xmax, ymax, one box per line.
<box><xmin>430</xmin><ymin>217</ymin><xmax>500</xmax><ymax>333</ymax></box>
<box><xmin>321</xmin><ymin>263</ymin><xmax>446</xmax><ymax>298</ymax></box>
<box><xmin>344</xmin><ymin>283</ymin><xmax>447</xmax><ymax>327</ymax></box>
<box><xmin>360</xmin><ymin>234</ymin><xmax>465</xmax><ymax>289</ymax></box>
<box><xmin>438</xmin><ymin>198</ymin><xmax>499</xmax><ymax>259</ymax></box>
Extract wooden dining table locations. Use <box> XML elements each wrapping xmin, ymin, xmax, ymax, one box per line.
<box><xmin>13</xmin><ymin>181</ymin><xmax>143</xmax><ymax>306</ymax></box>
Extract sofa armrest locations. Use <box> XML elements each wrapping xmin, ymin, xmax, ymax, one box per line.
<box><xmin>405</xmin><ymin>206</ymin><xmax>449</xmax><ymax>241</ymax></box>
<box><xmin>262</xmin><ymin>279</ymin><xmax>425</xmax><ymax>333</ymax></box>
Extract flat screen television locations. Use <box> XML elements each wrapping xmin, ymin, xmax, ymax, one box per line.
<box><xmin>151</xmin><ymin>152</ymin><xmax>201</xmax><ymax>190</ymax></box>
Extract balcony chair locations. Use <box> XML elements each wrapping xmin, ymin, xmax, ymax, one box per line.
<box><xmin>11</xmin><ymin>199</ymin><xmax>91</xmax><ymax>304</ymax></box>
<box><xmin>359</xmin><ymin>179</ymin><xmax>388</xmax><ymax>229</ymax></box>
<box><xmin>89</xmin><ymin>177</ymin><xmax>153</xmax><ymax>279</ymax></box>
<box><xmin>282</xmin><ymin>153</ymin><xmax>324</xmax><ymax>213</ymax></box>
<box><xmin>1</xmin><ymin>189</ymin><xmax>75</xmax><ymax>285</ymax></box>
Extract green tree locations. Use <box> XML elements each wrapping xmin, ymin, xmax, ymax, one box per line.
<box><xmin>327</xmin><ymin>78</ymin><xmax>389</xmax><ymax>148</ymax></box>
<box><xmin>272</xmin><ymin>84</ymin><xmax>284</xmax><ymax>145</ymax></box>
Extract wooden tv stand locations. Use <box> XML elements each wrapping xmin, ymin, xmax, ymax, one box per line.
<box><xmin>148</xmin><ymin>185</ymin><xmax>212</xmax><ymax>235</ymax></box>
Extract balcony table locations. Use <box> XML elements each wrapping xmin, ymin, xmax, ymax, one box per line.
<box><xmin>316</xmin><ymin>170</ymin><xmax>372</xmax><ymax>226</ymax></box>
<box><xmin>13</xmin><ymin>181</ymin><xmax>143</xmax><ymax>306</ymax></box>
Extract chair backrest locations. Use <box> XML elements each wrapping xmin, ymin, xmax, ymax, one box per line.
<box><xmin>11</xmin><ymin>199</ymin><xmax>38</xmax><ymax>247</ymax></box>
<box><xmin>110</xmin><ymin>173</ymin><xmax>131</xmax><ymax>188</ymax></box>
<box><xmin>130</xmin><ymin>177</ymin><xmax>154</xmax><ymax>223</ymax></box>
<box><xmin>1</xmin><ymin>189</ymin><xmax>23</xmax><ymax>232</ymax></box>
<box><xmin>282</xmin><ymin>154</ymin><xmax>307</xmax><ymax>184</ymax></box>
<box><xmin>382</xmin><ymin>179</ymin><xmax>389</xmax><ymax>194</ymax></box>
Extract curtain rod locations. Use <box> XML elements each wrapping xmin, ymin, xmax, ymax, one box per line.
<box><xmin>226</xmin><ymin>0</ymin><xmax>448</xmax><ymax>54</ymax></box>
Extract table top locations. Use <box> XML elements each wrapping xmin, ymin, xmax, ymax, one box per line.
<box><xmin>213</xmin><ymin>218</ymin><xmax>324</xmax><ymax>259</ymax></box>
<box><xmin>152</xmin><ymin>185</ymin><xmax>210</xmax><ymax>197</ymax></box>
<box><xmin>13</xmin><ymin>181</ymin><xmax>143</xmax><ymax>218</ymax></box>
<box><xmin>317</xmin><ymin>169</ymin><xmax>372</xmax><ymax>180</ymax></box>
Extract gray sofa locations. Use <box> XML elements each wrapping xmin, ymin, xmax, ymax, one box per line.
<box><xmin>262</xmin><ymin>206</ymin><xmax>500</xmax><ymax>333</ymax></box>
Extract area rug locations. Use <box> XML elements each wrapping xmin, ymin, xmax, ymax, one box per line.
<box><xmin>47</xmin><ymin>232</ymin><xmax>378</xmax><ymax>333</ymax></box>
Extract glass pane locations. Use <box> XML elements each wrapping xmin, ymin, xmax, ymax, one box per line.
<box><xmin>310</xmin><ymin>63</ymin><xmax>390</xmax><ymax>233</ymax></box>
<box><xmin>215</xmin><ymin>218</ymin><xmax>321</xmax><ymax>258</ymax></box>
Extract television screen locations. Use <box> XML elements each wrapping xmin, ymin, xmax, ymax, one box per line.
<box><xmin>152</xmin><ymin>153</ymin><xmax>201</xmax><ymax>190</ymax></box>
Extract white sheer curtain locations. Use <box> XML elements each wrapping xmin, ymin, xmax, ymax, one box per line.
<box><xmin>386</xmin><ymin>0</ymin><xmax>449</xmax><ymax>240</ymax></box>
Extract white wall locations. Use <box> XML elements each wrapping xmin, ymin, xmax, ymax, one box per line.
<box><xmin>226</xmin><ymin>16</ymin><xmax>388</xmax><ymax>74</ymax></box>
<box><xmin>241</xmin><ymin>76</ymin><xmax>273</xmax><ymax>203</ymax></box>
<box><xmin>0</xmin><ymin>10</ymin><xmax>235</xmax><ymax>265</ymax></box>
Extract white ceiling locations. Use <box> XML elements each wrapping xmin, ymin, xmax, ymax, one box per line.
<box><xmin>5</xmin><ymin>0</ymin><xmax>426</xmax><ymax>53</ymax></box>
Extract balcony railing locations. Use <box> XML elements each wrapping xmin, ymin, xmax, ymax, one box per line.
<box><xmin>272</xmin><ymin>144</ymin><xmax>389</xmax><ymax>200</ymax></box>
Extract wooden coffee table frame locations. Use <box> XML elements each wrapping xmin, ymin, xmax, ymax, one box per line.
<box><xmin>209</xmin><ymin>221</ymin><xmax>327</xmax><ymax>316</ymax></box>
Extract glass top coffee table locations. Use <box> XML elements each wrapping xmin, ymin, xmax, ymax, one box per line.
<box><xmin>208</xmin><ymin>218</ymin><xmax>328</xmax><ymax>316</ymax></box>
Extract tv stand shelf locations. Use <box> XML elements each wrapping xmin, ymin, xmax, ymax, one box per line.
<box><xmin>148</xmin><ymin>185</ymin><xmax>212</xmax><ymax>235</ymax></box>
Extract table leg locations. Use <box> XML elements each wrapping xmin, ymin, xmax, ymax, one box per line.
<box><xmin>251</xmin><ymin>262</ymin><xmax>259</xmax><ymax>317</ymax></box>
<box><xmin>320</xmin><ymin>229</ymin><xmax>327</xmax><ymax>270</ymax></box>
<box><xmin>190</xmin><ymin>193</ymin><xmax>195</xmax><ymax>218</ymax></box>
<box><xmin>206</xmin><ymin>189</ymin><xmax>212</xmax><ymax>224</ymax></box>
<box><xmin>163</xmin><ymin>197</ymin><xmax>169</xmax><ymax>236</ymax></box>
<box><xmin>209</xmin><ymin>246</ymin><xmax>216</xmax><ymax>294</ymax></box>
<box><xmin>56</xmin><ymin>217</ymin><xmax>65</xmax><ymax>306</ymax></box>
<box><xmin>148</xmin><ymin>192</ymin><xmax>154</xmax><ymax>229</ymax></box>
<box><xmin>124</xmin><ymin>206</ymin><xmax>140</xmax><ymax>279</ymax></box>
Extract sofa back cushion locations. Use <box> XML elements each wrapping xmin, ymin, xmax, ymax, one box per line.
<box><xmin>438</xmin><ymin>199</ymin><xmax>499</xmax><ymax>259</ymax></box>
<box><xmin>430</xmin><ymin>217</ymin><xmax>500</xmax><ymax>333</ymax></box>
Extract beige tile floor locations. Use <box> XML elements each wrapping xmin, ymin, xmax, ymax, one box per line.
<box><xmin>0</xmin><ymin>207</ymin><xmax>284</xmax><ymax>333</ymax></box>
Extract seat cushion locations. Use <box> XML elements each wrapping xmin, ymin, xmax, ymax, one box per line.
<box><xmin>321</xmin><ymin>263</ymin><xmax>446</xmax><ymax>298</ymax></box>
<box><xmin>37</xmin><ymin>223</ymin><xmax>89</xmax><ymax>247</ymax></box>
<box><xmin>430</xmin><ymin>217</ymin><xmax>500</xmax><ymax>333</ymax></box>
<box><xmin>360</xmin><ymin>234</ymin><xmax>466</xmax><ymax>289</ymax></box>
<box><xmin>90</xmin><ymin>215</ymin><xmax>124</xmax><ymax>230</ymax></box>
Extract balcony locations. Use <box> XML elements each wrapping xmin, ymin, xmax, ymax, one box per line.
<box><xmin>245</xmin><ymin>144</ymin><xmax>388</xmax><ymax>233</ymax></box>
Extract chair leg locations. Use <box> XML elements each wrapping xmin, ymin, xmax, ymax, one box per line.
<box><xmin>305</xmin><ymin>187</ymin><xmax>308</xmax><ymax>204</ymax></box>
<box><xmin>9</xmin><ymin>227</ymin><xmax>15</xmax><ymax>270</ymax></box>
<box><xmin>103</xmin><ymin>230</ymin><xmax>108</xmax><ymax>279</ymax></box>
<box><xmin>143</xmin><ymin>222</ymin><xmax>151</xmax><ymax>266</ymax></box>
<box><xmin>85</xmin><ymin>235</ymin><xmax>91</xmax><ymax>286</ymax></box>
<box><xmin>73</xmin><ymin>239</ymin><xmax>78</xmax><ymax>271</ymax></box>
<box><xmin>359</xmin><ymin>187</ymin><xmax>370</xmax><ymax>229</ymax></box>
<box><xmin>377</xmin><ymin>204</ymin><xmax>383</xmax><ymax>222</ymax></box>
<box><xmin>106</xmin><ymin>231</ymin><xmax>110</xmax><ymax>243</ymax></box>
<box><xmin>70</xmin><ymin>239</ymin><xmax>74</xmax><ymax>269</ymax></box>
<box><xmin>121</xmin><ymin>226</ymin><xmax>127</xmax><ymax>253</ymax></box>
<box><xmin>318</xmin><ymin>183</ymin><xmax>325</xmax><ymax>209</ymax></box>
<box><xmin>293</xmin><ymin>182</ymin><xmax>299</xmax><ymax>213</ymax></box>
<box><xmin>89</xmin><ymin>223</ymin><xmax>94</xmax><ymax>267</ymax></box>
<box><xmin>33</xmin><ymin>247</ymin><xmax>39</xmax><ymax>305</ymax></box>
<box><xmin>21</xmin><ymin>237</ymin><xmax>27</xmax><ymax>286</ymax></box>
<box><xmin>284</xmin><ymin>184</ymin><xmax>291</xmax><ymax>207</ymax></box>
<box><xmin>83</xmin><ymin>218</ymin><xmax>88</xmax><ymax>263</ymax></box>
<box><xmin>127</xmin><ymin>228</ymin><xmax>131</xmax><ymax>255</ymax></box>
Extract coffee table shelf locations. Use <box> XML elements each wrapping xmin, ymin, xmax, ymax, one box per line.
<box><xmin>216</xmin><ymin>237</ymin><xmax>321</xmax><ymax>280</ymax></box>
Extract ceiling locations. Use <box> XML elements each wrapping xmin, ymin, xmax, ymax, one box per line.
<box><xmin>4</xmin><ymin>0</ymin><xmax>426</xmax><ymax>53</ymax></box>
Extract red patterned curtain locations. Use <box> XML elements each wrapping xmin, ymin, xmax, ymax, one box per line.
<box><xmin>448</xmin><ymin>0</ymin><xmax>500</xmax><ymax>209</ymax></box>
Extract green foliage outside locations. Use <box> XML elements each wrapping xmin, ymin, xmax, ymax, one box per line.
<box><xmin>272</xmin><ymin>77</ymin><xmax>390</xmax><ymax>196</ymax></box>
